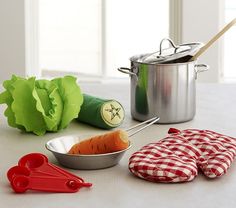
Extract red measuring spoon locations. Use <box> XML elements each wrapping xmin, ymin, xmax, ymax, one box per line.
<box><xmin>17</xmin><ymin>153</ymin><xmax>92</xmax><ymax>187</ymax></box>
<box><xmin>11</xmin><ymin>175</ymin><xmax>80</xmax><ymax>193</ymax></box>
<box><xmin>7</xmin><ymin>166</ymin><xmax>30</xmax><ymax>182</ymax></box>
<box><xmin>7</xmin><ymin>165</ymin><xmax>91</xmax><ymax>193</ymax></box>
<box><xmin>18</xmin><ymin>153</ymin><xmax>64</xmax><ymax>177</ymax></box>
<box><xmin>18</xmin><ymin>153</ymin><xmax>88</xmax><ymax>181</ymax></box>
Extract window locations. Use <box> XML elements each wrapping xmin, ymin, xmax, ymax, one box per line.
<box><xmin>39</xmin><ymin>0</ymin><xmax>169</xmax><ymax>80</ymax></box>
<box><xmin>224</xmin><ymin>0</ymin><xmax>236</xmax><ymax>82</ymax></box>
<box><xmin>1</xmin><ymin>0</ymin><xmax>230</xmax><ymax>83</ymax></box>
<box><xmin>39</xmin><ymin>0</ymin><xmax>102</xmax><ymax>77</ymax></box>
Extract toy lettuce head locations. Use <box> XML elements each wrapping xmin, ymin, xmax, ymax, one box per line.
<box><xmin>0</xmin><ymin>75</ymin><xmax>83</xmax><ymax>136</ymax></box>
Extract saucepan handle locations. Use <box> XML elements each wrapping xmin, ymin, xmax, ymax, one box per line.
<box><xmin>194</xmin><ymin>64</ymin><xmax>209</xmax><ymax>79</ymax></box>
<box><xmin>117</xmin><ymin>67</ymin><xmax>138</xmax><ymax>81</ymax></box>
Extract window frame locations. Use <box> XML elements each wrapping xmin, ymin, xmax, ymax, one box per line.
<box><xmin>0</xmin><ymin>0</ymin><xmax>225</xmax><ymax>83</ymax></box>
<box><xmin>25</xmin><ymin>0</ymin><xmax>40</xmax><ymax>78</ymax></box>
<box><xmin>26</xmin><ymin>0</ymin><xmax>171</xmax><ymax>80</ymax></box>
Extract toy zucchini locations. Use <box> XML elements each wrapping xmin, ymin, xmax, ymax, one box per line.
<box><xmin>77</xmin><ymin>94</ymin><xmax>125</xmax><ymax>129</ymax></box>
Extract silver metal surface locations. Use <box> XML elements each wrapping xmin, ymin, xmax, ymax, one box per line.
<box><xmin>117</xmin><ymin>67</ymin><xmax>138</xmax><ymax>81</ymax></box>
<box><xmin>136</xmin><ymin>38</ymin><xmax>204</xmax><ymax>64</ymax></box>
<box><xmin>45</xmin><ymin>135</ymin><xmax>131</xmax><ymax>170</ymax></box>
<box><xmin>158</xmin><ymin>38</ymin><xmax>179</xmax><ymax>55</ymax></box>
<box><xmin>127</xmin><ymin>117</ymin><xmax>160</xmax><ymax>137</ymax></box>
<box><xmin>194</xmin><ymin>64</ymin><xmax>209</xmax><ymax>79</ymax></box>
<box><xmin>125</xmin><ymin>116</ymin><xmax>159</xmax><ymax>131</ymax></box>
<box><xmin>119</xmin><ymin>61</ymin><xmax>209</xmax><ymax>123</ymax></box>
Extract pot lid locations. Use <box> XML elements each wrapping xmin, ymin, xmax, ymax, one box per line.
<box><xmin>133</xmin><ymin>38</ymin><xmax>204</xmax><ymax>64</ymax></box>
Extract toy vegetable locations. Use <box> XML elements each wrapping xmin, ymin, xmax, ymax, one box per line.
<box><xmin>68</xmin><ymin>130</ymin><xmax>129</xmax><ymax>155</ymax></box>
<box><xmin>77</xmin><ymin>94</ymin><xmax>125</xmax><ymax>129</ymax></box>
<box><xmin>0</xmin><ymin>75</ymin><xmax>83</xmax><ymax>136</ymax></box>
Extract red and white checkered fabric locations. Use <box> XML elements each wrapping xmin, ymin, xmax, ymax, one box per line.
<box><xmin>129</xmin><ymin>135</ymin><xmax>201</xmax><ymax>183</ymax></box>
<box><xmin>170</xmin><ymin>129</ymin><xmax>236</xmax><ymax>178</ymax></box>
<box><xmin>129</xmin><ymin>128</ymin><xmax>236</xmax><ymax>183</ymax></box>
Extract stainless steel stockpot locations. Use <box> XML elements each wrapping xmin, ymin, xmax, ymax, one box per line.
<box><xmin>118</xmin><ymin>60</ymin><xmax>209</xmax><ymax>123</ymax></box>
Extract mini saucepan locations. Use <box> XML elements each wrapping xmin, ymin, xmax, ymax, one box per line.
<box><xmin>46</xmin><ymin>117</ymin><xmax>159</xmax><ymax>170</ymax></box>
<box><xmin>46</xmin><ymin>134</ymin><xmax>132</xmax><ymax>170</ymax></box>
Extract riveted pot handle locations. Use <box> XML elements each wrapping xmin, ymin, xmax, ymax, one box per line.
<box><xmin>194</xmin><ymin>64</ymin><xmax>209</xmax><ymax>79</ymax></box>
<box><xmin>117</xmin><ymin>67</ymin><xmax>138</xmax><ymax>80</ymax></box>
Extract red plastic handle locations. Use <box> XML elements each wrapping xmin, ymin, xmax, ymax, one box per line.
<box><xmin>11</xmin><ymin>175</ymin><xmax>80</xmax><ymax>193</ymax></box>
<box><xmin>18</xmin><ymin>153</ymin><xmax>92</xmax><ymax>186</ymax></box>
<box><xmin>8</xmin><ymin>153</ymin><xmax>92</xmax><ymax>193</ymax></box>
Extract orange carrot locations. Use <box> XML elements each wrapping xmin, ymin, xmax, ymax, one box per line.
<box><xmin>68</xmin><ymin>130</ymin><xmax>129</xmax><ymax>155</ymax></box>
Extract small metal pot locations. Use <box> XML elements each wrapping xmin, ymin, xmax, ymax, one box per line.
<box><xmin>118</xmin><ymin>52</ymin><xmax>209</xmax><ymax>123</ymax></box>
<box><xmin>46</xmin><ymin>135</ymin><xmax>132</xmax><ymax>170</ymax></box>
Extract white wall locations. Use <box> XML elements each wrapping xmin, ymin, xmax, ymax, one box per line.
<box><xmin>0</xmin><ymin>0</ymin><xmax>26</xmax><ymax>84</ymax></box>
<box><xmin>182</xmin><ymin>0</ymin><xmax>224</xmax><ymax>83</ymax></box>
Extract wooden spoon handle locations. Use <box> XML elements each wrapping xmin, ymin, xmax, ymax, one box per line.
<box><xmin>190</xmin><ymin>18</ymin><xmax>236</xmax><ymax>61</ymax></box>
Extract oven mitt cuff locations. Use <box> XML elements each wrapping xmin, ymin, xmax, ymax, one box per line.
<box><xmin>77</xmin><ymin>94</ymin><xmax>125</xmax><ymax>129</ymax></box>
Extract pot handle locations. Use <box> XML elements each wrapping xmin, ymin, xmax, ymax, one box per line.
<box><xmin>194</xmin><ymin>64</ymin><xmax>209</xmax><ymax>79</ymax></box>
<box><xmin>117</xmin><ymin>67</ymin><xmax>138</xmax><ymax>80</ymax></box>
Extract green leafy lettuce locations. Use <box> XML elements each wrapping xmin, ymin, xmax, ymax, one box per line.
<box><xmin>0</xmin><ymin>75</ymin><xmax>83</xmax><ymax>136</ymax></box>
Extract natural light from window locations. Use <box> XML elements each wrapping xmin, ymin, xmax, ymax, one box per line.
<box><xmin>39</xmin><ymin>0</ymin><xmax>169</xmax><ymax>79</ymax></box>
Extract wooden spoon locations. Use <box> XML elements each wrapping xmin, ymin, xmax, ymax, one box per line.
<box><xmin>189</xmin><ymin>18</ymin><xmax>236</xmax><ymax>61</ymax></box>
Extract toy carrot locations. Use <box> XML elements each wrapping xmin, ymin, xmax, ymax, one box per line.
<box><xmin>68</xmin><ymin>130</ymin><xmax>129</xmax><ymax>155</ymax></box>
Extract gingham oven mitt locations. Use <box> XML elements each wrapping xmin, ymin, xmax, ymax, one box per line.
<box><xmin>175</xmin><ymin>128</ymin><xmax>236</xmax><ymax>178</ymax></box>
<box><xmin>129</xmin><ymin>128</ymin><xmax>236</xmax><ymax>183</ymax></box>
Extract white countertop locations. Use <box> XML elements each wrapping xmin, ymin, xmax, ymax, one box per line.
<box><xmin>1</xmin><ymin>82</ymin><xmax>236</xmax><ymax>208</ymax></box>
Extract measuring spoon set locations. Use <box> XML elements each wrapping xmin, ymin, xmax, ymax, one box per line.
<box><xmin>7</xmin><ymin>153</ymin><xmax>92</xmax><ymax>193</ymax></box>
